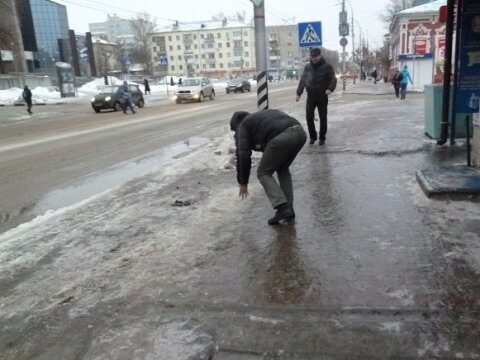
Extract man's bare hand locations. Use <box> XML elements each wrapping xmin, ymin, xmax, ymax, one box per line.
<box><xmin>325</xmin><ymin>90</ymin><xmax>332</xmax><ymax>95</ymax></box>
<box><xmin>239</xmin><ymin>184</ymin><xmax>249</xmax><ymax>199</ymax></box>
<box><xmin>295</xmin><ymin>95</ymin><xmax>301</xmax><ymax>102</ymax></box>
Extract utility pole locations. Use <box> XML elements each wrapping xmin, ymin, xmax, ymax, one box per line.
<box><xmin>339</xmin><ymin>0</ymin><xmax>349</xmax><ymax>90</ymax></box>
<box><xmin>351</xmin><ymin>11</ymin><xmax>355</xmax><ymax>84</ymax></box>
<box><xmin>250</xmin><ymin>0</ymin><xmax>269</xmax><ymax>110</ymax></box>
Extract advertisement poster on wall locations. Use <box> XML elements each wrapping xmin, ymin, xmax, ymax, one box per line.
<box><xmin>455</xmin><ymin>0</ymin><xmax>480</xmax><ymax>114</ymax></box>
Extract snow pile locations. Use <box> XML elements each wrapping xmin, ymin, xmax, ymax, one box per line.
<box><xmin>0</xmin><ymin>87</ymin><xmax>22</xmax><ymax>106</ymax></box>
<box><xmin>0</xmin><ymin>86</ymin><xmax>61</xmax><ymax>105</ymax></box>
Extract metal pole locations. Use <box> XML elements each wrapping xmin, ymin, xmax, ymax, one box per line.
<box><xmin>351</xmin><ymin>11</ymin><xmax>355</xmax><ymax>84</ymax></box>
<box><xmin>437</xmin><ymin>0</ymin><xmax>455</xmax><ymax>145</ymax></box>
<box><xmin>450</xmin><ymin>0</ymin><xmax>463</xmax><ymax>145</ymax></box>
<box><xmin>252</xmin><ymin>0</ymin><xmax>269</xmax><ymax>110</ymax></box>
<box><xmin>341</xmin><ymin>0</ymin><xmax>346</xmax><ymax>90</ymax></box>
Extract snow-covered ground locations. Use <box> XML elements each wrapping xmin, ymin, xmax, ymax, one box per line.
<box><xmin>0</xmin><ymin>76</ymin><xmax>242</xmax><ymax>106</ymax></box>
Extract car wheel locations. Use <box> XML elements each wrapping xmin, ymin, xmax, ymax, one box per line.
<box><xmin>226</xmin><ymin>90</ymin><xmax>229</xmax><ymax>94</ymax></box>
<box><xmin>114</xmin><ymin>102</ymin><xmax>122</xmax><ymax>112</ymax></box>
<box><xmin>198</xmin><ymin>92</ymin><xmax>204</xmax><ymax>102</ymax></box>
<box><xmin>94</xmin><ymin>108</ymin><xmax>100</xmax><ymax>113</ymax></box>
<box><xmin>176</xmin><ymin>98</ymin><xmax>182</xmax><ymax>104</ymax></box>
<box><xmin>138</xmin><ymin>99</ymin><xmax>145</xmax><ymax>108</ymax></box>
<box><xmin>210</xmin><ymin>90</ymin><xmax>215</xmax><ymax>100</ymax></box>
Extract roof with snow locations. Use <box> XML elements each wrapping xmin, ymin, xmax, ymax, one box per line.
<box><xmin>397</xmin><ymin>0</ymin><xmax>446</xmax><ymax>16</ymax></box>
<box><xmin>153</xmin><ymin>19</ymin><xmax>252</xmax><ymax>33</ymax></box>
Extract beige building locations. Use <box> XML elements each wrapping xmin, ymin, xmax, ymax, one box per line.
<box><xmin>150</xmin><ymin>20</ymin><xmax>256</xmax><ymax>79</ymax></box>
<box><xmin>266</xmin><ymin>25</ymin><xmax>304</xmax><ymax>75</ymax></box>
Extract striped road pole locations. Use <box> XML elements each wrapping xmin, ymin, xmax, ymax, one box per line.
<box><xmin>256</xmin><ymin>70</ymin><xmax>269</xmax><ymax>110</ymax></box>
<box><xmin>251</xmin><ymin>0</ymin><xmax>269</xmax><ymax>110</ymax></box>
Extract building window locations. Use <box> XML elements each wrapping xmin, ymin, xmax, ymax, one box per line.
<box><xmin>153</xmin><ymin>46</ymin><xmax>157</xmax><ymax>51</ymax></box>
<box><xmin>200</xmin><ymin>34</ymin><xmax>204</xmax><ymax>39</ymax></box>
<box><xmin>244</xmin><ymin>51</ymin><xmax>249</xmax><ymax>57</ymax></box>
<box><xmin>196</xmin><ymin>64</ymin><xmax>199</xmax><ymax>69</ymax></box>
<box><xmin>178</xmin><ymin>55</ymin><xmax>182</xmax><ymax>60</ymax></box>
<box><xmin>208</xmin><ymin>53</ymin><xmax>215</xmax><ymax>59</ymax></box>
<box><xmin>245</xmin><ymin>62</ymin><xmax>249</xmax><ymax>67</ymax></box>
<box><xmin>185</xmin><ymin>44</ymin><xmax>191</xmax><ymax>50</ymax></box>
<box><xmin>226</xmin><ymin>42</ymin><xmax>230</xmax><ymax>48</ymax></box>
<box><xmin>243</xmin><ymin>31</ymin><xmax>248</xmax><ymax>36</ymax></box>
<box><xmin>218</xmin><ymin>43</ymin><xmax>222</xmax><ymax>48</ymax></box>
<box><xmin>217</xmin><ymin>33</ymin><xmax>221</xmax><ymax>38</ymax></box>
<box><xmin>227</xmin><ymin>52</ymin><xmax>231</xmax><ymax>57</ymax></box>
<box><xmin>288</xmin><ymin>33</ymin><xmax>292</xmax><ymax>38</ymax></box>
<box><xmin>176</xmin><ymin>35</ymin><xmax>180</xmax><ymax>41</ymax></box>
<box><xmin>234</xmin><ymin>50</ymin><xmax>242</xmax><ymax>57</ymax></box>
<box><xmin>244</xmin><ymin>41</ymin><xmax>248</xmax><ymax>47</ymax></box>
<box><xmin>171</xmin><ymin>65</ymin><xmax>175</xmax><ymax>71</ymax></box>
<box><xmin>287</xmin><ymin>42</ymin><xmax>292</xmax><ymax>46</ymax></box>
<box><xmin>194</xmin><ymin>44</ymin><xmax>198</xmax><ymax>49</ymax></box>
<box><xmin>168</xmin><ymin>36</ymin><xmax>172</xmax><ymax>41</ymax></box>
<box><xmin>202</xmin><ymin>54</ymin><xmax>206</xmax><ymax>59</ymax></box>
<box><xmin>195</xmin><ymin>54</ymin><xmax>198</xmax><ymax>59</ymax></box>
<box><xmin>169</xmin><ymin>45</ymin><xmax>173</xmax><ymax>51</ymax></box>
<box><xmin>207</xmin><ymin>33</ymin><xmax>214</xmax><ymax>39</ymax></box>
<box><xmin>203</xmin><ymin>64</ymin><xmax>207</xmax><ymax>69</ymax></box>
<box><xmin>219</xmin><ymin>53</ymin><xmax>223</xmax><ymax>58</ymax></box>
<box><xmin>233</xmin><ymin>31</ymin><xmax>241</xmax><ymax>37</ymax></box>
<box><xmin>179</xmin><ymin>65</ymin><xmax>183</xmax><ymax>70</ymax></box>
<box><xmin>177</xmin><ymin>45</ymin><xmax>181</xmax><ymax>50</ymax></box>
<box><xmin>220</xmin><ymin>63</ymin><xmax>224</xmax><ymax>68</ymax></box>
<box><xmin>170</xmin><ymin>55</ymin><xmax>174</xmax><ymax>61</ymax></box>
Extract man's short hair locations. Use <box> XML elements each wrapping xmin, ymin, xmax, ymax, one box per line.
<box><xmin>310</xmin><ymin>48</ymin><xmax>321</xmax><ymax>57</ymax></box>
<box><xmin>230</xmin><ymin>111</ymin><xmax>249</xmax><ymax>131</ymax></box>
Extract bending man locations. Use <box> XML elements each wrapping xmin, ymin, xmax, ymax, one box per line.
<box><xmin>231</xmin><ymin>109</ymin><xmax>307</xmax><ymax>225</ymax></box>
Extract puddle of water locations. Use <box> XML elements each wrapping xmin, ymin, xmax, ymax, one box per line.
<box><xmin>34</xmin><ymin>136</ymin><xmax>210</xmax><ymax>214</ymax></box>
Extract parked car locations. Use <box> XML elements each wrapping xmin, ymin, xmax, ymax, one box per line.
<box><xmin>90</xmin><ymin>84</ymin><xmax>144</xmax><ymax>113</ymax></box>
<box><xmin>174</xmin><ymin>77</ymin><xmax>215</xmax><ymax>103</ymax></box>
<box><xmin>226</xmin><ymin>78</ymin><xmax>251</xmax><ymax>93</ymax></box>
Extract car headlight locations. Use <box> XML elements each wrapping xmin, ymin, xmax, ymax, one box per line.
<box><xmin>105</xmin><ymin>96</ymin><xmax>111</xmax><ymax>101</ymax></box>
<box><xmin>91</xmin><ymin>97</ymin><xmax>95</xmax><ymax>102</ymax></box>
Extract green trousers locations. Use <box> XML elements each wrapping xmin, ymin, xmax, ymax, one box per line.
<box><xmin>257</xmin><ymin>125</ymin><xmax>306</xmax><ymax>209</ymax></box>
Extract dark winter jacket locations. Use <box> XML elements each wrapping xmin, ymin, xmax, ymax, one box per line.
<box><xmin>233</xmin><ymin>109</ymin><xmax>301</xmax><ymax>185</ymax></box>
<box><xmin>296</xmin><ymin>58</ymin><xmax>337</xmax><ymax>98</ymax></box>
<box><xmin>22</xmin><ymin>88</ymin><xmax>32</xmax><ymax>102</ymax></box>
<box><xmin>120</xmin><ymin>84</ymin><xmax>132</xmax><ymax>100</ymax></box>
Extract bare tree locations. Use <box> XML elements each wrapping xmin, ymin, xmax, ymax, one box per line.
<box><xmin>0</xmin><ymin>0</ymin><xmax>15</xmax><ymax>48</ymax></box>
<box><xmin>130</xmin><ymin>13</ymin><xmax>156</xmax><ymax>75</ymax></box>
<box><xmin>380</xmin><ymin>0</ymin><xmax>415</xmax><ymax>24</ymax></box>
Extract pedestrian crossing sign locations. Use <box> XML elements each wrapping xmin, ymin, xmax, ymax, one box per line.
<box><xmin>298</xmin><ymin>22</ymin><xmax>322</xmax><ymax>48</ymax></box>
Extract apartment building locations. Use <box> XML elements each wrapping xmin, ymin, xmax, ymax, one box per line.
<box><xmin>150</xmin><ymin>19</ymin><xmax>256</xmax><ymax>78</ymax></box>
<box><xmin>266</xmin><ymin>24</ymin><xmax>304</xmax><ymax>72</ymax></box>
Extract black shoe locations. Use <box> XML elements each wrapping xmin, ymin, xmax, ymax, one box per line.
<box><xmin>319</xmin><ymin>139</ymin><xmax>325</xmax><ymax>145</ymax></box>
<box><xmin>309</xmin><ymin>139</ymin><xmax>315</xmax><ymax>145</ymax></box>
<box><xmin>268</xmin><ymin>204</ymin><xmax>295</xmax><ymax>225</ymax></box>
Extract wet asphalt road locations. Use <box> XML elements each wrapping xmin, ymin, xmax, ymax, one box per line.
<box><xmin>0</xmin><ymin>83</ymin><xmax>295</xmax><ymax>234</ymax></box>
<box><xmin>1</xmin><ymin>82</ymin><xmax>479</xmax><ymax>359</ymax></box>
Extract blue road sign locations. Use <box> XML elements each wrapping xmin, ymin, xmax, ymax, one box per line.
<box><xmin>298</xmin><ymin>22</ymin><xmax>322</xmax><ymax>48</ymax></box>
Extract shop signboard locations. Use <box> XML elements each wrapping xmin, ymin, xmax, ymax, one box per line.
<box><xmin>455</xmin><ymin>0</ymin><xmax>480</xmax><ymax>114</ymax></box>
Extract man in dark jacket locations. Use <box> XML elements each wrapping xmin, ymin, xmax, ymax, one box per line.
<box><xmin>296</xmin><ymin>47</ymin><xmax>337</xmax><ymax>145</ymax></box>
<box><xmin>22</xmin><ymin>85</ymin><xmax>33</xmax><ymax>115</ymax></box>
<box><xmin>230</xmin><ymin>109</ymin><xmax>307</xmax><ymax>225</ymax></box>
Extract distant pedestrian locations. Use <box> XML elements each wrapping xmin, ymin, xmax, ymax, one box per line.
<box><xmin>296</xmin><ymin>47</ymin><xmax>337</xmax><ymax>146</ymax></box>
<box><xmin>143</xmin><ymin>78</ymin><xmax>151</xmax><ymax>95</ymax></box>
<box><xmin>230</xmin><ymin>109</ymin><xmax>307</xmax><ymax>225</ymax></box>
<box><xmin>372</xmin><ymin>69</ymin><xmax>378</xmax><ymax>84</ymax></box>
<box><xmin>120</xmin><ymin>81</ymin><xmax>135</xmax><ymax>114</ymax></box>
<box><xmin>22</xmin><ymin>85</ymin><xmax>33</xmax><ymax>115</ymax></box>
<box><xmin>399</xmin><ymin>65</ymin><xmax>413</xmax><ymax>100</ymax></box>
<box><xmin>392</xmin><ymin>68</ymin><xmax>401</xmax><ymax>98</ymax></box>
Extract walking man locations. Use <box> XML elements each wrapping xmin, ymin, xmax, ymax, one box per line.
<box><xmin>296</xmin><ymin>47</ymin><xmax>337</xmax><ymax>145</ymax></box>
<box><xmin>230</xmin><ymin>109</ymin><xmax>307</xmax><ymax>225</ymax></box>
<box><xmin>22</xmin><ymin>85</ymin><xmax>33</xmax><ymax>115</ymax></box>
<box><xmin>120</xmin><ymin>81</ymin><xmax>135</xmax><ymax>114</ymax></box>
<box><xmin>399</xmin><ymin>65</ymin><xmax>413</xmax><ymax>100</ymax></box>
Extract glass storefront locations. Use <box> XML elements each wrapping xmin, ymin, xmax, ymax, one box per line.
<box><xmin>29</xmin><ymin>0</ymin><xmax>69</xmax><ymax>69</ymax></box>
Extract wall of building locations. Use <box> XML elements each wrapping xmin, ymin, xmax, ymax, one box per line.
<box><xmin>150</xmin><ymin>23</ymin><xmax>256</xmax><ymax>79</ymax></box>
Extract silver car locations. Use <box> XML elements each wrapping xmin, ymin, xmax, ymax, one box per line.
<box><xmin>174</xmin><ymin>77</ymin><xmax>215</xmax><ymax>103</ymax></box>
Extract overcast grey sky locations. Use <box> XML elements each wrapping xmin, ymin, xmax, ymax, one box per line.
<box><xmin>55</xmin><ymin>0</ymin><xmax>391</xmax><ymax>52</ymax></box>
